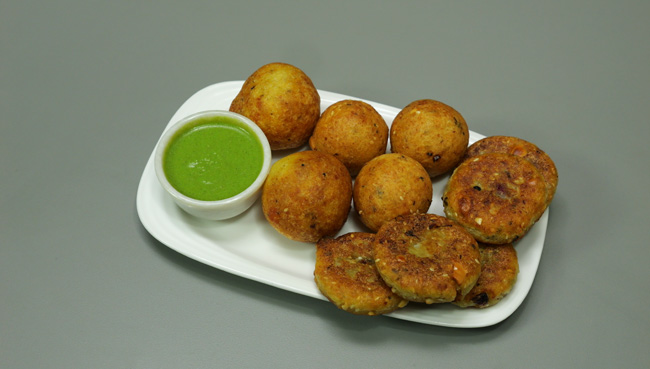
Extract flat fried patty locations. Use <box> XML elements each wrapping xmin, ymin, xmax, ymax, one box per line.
<box><xmin>465</xmin><ymin>135</ymin><xmax>558</xmax><ymax>206</ymax></box>
<box><xmin>314</xmin><ymin>232</ymin><xmax>408</xmax><ymax>315</ymax></box>
<box><xmin>443</xmin><ymin>152</ymin><xmax>548</xmax><ymax>244</ymax></box>
<box><xmin>373</xmin><ymin>214</ymin><xmax>481</xmax><ymax>304</ymax></box>
<box><xmin>453</xmin><ymin>243</ymin><xmax>519</xmax><ymax>308</ymax></box>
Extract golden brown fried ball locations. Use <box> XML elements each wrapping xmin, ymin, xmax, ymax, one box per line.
<box><xmin>314</xmin><ymin>232</ymin><xmax>409</xmax><ymax>315</ymax></box>
<box><xmin>373</xmin><ymin>213</ymin><xmax>481</xmax><ymax>304</ymax></box>
<box><xmin>454</xmin><ymin>243</ymin><xmax>519</xmax><ymax>308</ymax></box>
<box><xmin>230</xmin><ymin>62</ymin><xmax>320</xmax><ymax>150</ymax></box>
<box><xmin>443</xmin><ymin>153</ymin><xmax>548</xmax><ymax>244</ymax></box>
<box><xmin>390</xmin><ymin>99</ymin><xmax>469</xmax><ymax>178</ymax></box>
<box><xmin>353</xmin><ymin>153</ymin><xmax>432</xmax><ymax>232</ymax></box>
<box><xmin>464</xmin><ymin>135</ymin><xmax>558</xmax><ymax>207</ymax></box>
<box><xmin>262</xmin><ymin>150</ymin><xmax>352</xmax><ymax>243</ymax></box>
<box><xmin>309</xmin><ymin>100</ymin><xmax>388</xmax><ymax>176</ymax></box>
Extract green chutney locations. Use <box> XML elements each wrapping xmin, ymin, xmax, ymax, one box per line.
<box><xmin>163</xmin><ymin>116</ymin><xmax>264</xmax><ymax>201</ymax></box>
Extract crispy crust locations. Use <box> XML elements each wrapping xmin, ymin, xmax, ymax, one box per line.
<box><xmin>314</xmin><ymin>232</ymin><xmax>409</xmax><ymax>315</ymax></box>
<box><xmin>464</xmin><ymin>135</ymin><xmax>558</xmax><ymax>206</ymax></box>
<box><xmin>453</xmin><ymin>243</ymin><xmax>519</xmax><ymax>308</ymax></box>
<box><xmin>373</xmin><ymin>213</ymin><xmax>481</xmax><ymax>304</ymax></box>
<box><xmin>353</xmin><ymin>154</ymin><xmax>433</xmax><ymax>232</ymax></box>
<box><xmin>230</xmin><ymin>63</ymin><xmax>320</xmax><ymax>150</ymax></box>
<box><xmin>390</xmin><ymin>99</ymin><xmax>469</xmax><ymax>178</ymax></box>
<box><xmin>262</xmin><ymin>150</ymin><xmax>352</xmax><ymax>243</ymax></box>
<box><xmin>443</xmin><ymin>152</ymin><xmax>548</xmax><ymax>244</ymax></box>
<box><xmin>309</xmin><ymin>100</ymin><xmax>388</xmax><ymax>176</ymax></box>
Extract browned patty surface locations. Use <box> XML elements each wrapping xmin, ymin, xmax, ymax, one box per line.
<box><xmin>464</xmin><ymin>135</ymin><xmax>558</xmax><ymax>206</ymax></box>
<box><xmin>453</xmin><ymin>243</ymin><xmax>519</xmax><ymax>308</ymax></box>
<box><xmin>443</xmin><ymin>152</ymin><xmax>548</xmax><ymax>244</ymax></box>
<box><xmin>373</xmin><ymin>213</ymin><xmax>481</xmax><ymax>304</ymax></box>
<box><xmin>314</xmin><ymin>232</ymin><xmax>409</xmax><ymax>315</ymax></box>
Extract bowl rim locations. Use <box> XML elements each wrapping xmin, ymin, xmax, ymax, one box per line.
<box><xmin>153</xmin><ymin>110</ymin><xmax>272</xmax><ymax>210</ymax></box>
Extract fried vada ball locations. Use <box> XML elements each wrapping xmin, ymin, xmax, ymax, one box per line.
<box><xmin>373</xmin><ymin>213</ymin><xmax>481</xmax><ymax>303</ymax></box>
<box><xmin>453</xmin><ymin>243</ymin><xmax>519</xmax><ymax>308</ymax></box>
<box><xmin>353</xmin><ymin>153</ymin><xmax>432</xmax><ymax>232</ymax></box>
<box><xmin>230</xmin><ymin>62</ymin><xmax>320</xmax><ymax>150</ymax></box>
<box><xmin>262</xmin><ymin>150</ymin><xmax>352</xmax><ymax>243</ymax></box>
<box><xmin>314</xmin><ymin>232</ymin><xmax>409</xmax><ymax>315</ymax></box>
<box><xmin>309</xmin><ymin>100</ymin><xmax>388</xmax><ymax>176</ymax></box>
<box><xmin>390</xmin><ymin>99</ymin><xmax>469</xmax><ymax>178</ymax></box>
<box><xmin>442</xmin><ymin>153</ymin><xmax>548</xmax><ymax>244</ymax></box>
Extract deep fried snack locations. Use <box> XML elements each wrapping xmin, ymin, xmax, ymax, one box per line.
<box><xmin>373</xmin><ymin>213</ymin><xmax>481</xmax><ymax>304</ymax></box>
<box><xmin>262</xmin><ymin>150</ymin><xmax>352</xmax><ymax>242</ymax></box>
<box><xmin>314</xmin><ymin>232</ymin><xmax>409</xmax><ymax>315</ymax></box>
<box><xmin>309</xmin><ymin>100</ymin><xmax>388</xmax><ymax>176</ymax></box>
<box><xmin>453</xmin><ymin>243</ymin><xmax>519</xmax><ymax>308</ymax></box>
<box><xmin>230</xmin><ymin>62</ymin><xmax>320</xmax><ymax>150</ymax></box>
<box><xmin>443</xmin><ymin>153</ymin><xmax>548</xmax><ymax>244</ymax></box>
<box><xmin>390</xmin><ymin>99</ymin><xmax>469</xmax><ymax>178</ymax></box>
<box><xmin>464</xmin><ymin>135</ymin><xmax>558</xmax><ymax>206</ymax></box>
<box><xmin>353</xmin><ymin>153</ymin><xmax>432</xmax><ymax>232</ymax></box>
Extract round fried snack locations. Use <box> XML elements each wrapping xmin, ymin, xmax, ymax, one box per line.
<box><xmin>353</xmin><ymin>153</ymin><xmax>432</xmax><ymax>232</ymax></box>
<box><xmin>464</xmin><ymin>135</ymin><xmax>558</xmax><ymax>207</ymax></box>
<box><xmin>262</xmin><ymin>150</ymin><xmax>352</xmax><ymax>243</ymax></box>
<box><xmin>314</xmin><ymin>232</ymin><xmax>409</xmax><ymax>315</ymax></box>
<box><xmin>443</xmin><ymin>153</ymin><xmax>548</xmax><ymax>244</ymax></box>
<box><xmin>454</xmin><ymin>243</ymin><xmax>519</xmax><ymax>308</ymax></box>
<box><xmin>390</xmin><ymin>99</ymin><xmax>469</xmax><ymax>178</ymax></box>
<box><xmin>230</xmin><ymin>62</ymin><xmax>320</xmax><ymax>150</ymax></box>
<box><xmin>373</xmin><ymin>214</ymin><xmax>481</xmax><ymax>303</ymax></box>
<box><xmin>309</xmin><ymin>100</ymin><xmax>388</xmax><ymax>176</ymax></box>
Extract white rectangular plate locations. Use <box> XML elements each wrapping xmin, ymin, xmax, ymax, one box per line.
<box><xmin>136</xmin><ymin>81</ymin><xmax>547</xmax><ymax>328</ymax></box>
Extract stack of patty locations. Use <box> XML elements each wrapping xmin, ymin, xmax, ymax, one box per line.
<box><xmin>314</xmin><ymin>136</ymin><xmax>557</xmax><ymax>315</ymax></box>
<box><xmin>314</xmin><ymin>213</ymin><xmax>520</xmax><ymax>314</ymax></box>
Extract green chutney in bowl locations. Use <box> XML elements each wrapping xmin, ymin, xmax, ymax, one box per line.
<box><xmin>154</xmin><ymin>110</ymin><xmax>271</xmax><ymax>220</ymax></box>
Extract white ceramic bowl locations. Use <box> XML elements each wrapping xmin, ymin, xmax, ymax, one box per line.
<box><xmin>154</xmin><ymin>110</ymin><xmax>271</xmax><ymax>220</ymax></box>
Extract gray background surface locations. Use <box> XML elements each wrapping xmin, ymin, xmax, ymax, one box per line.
<box><xmin>2</xmin><ymin>1</ymin><xmax>649</xmax><ymax>368</ymax></box>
